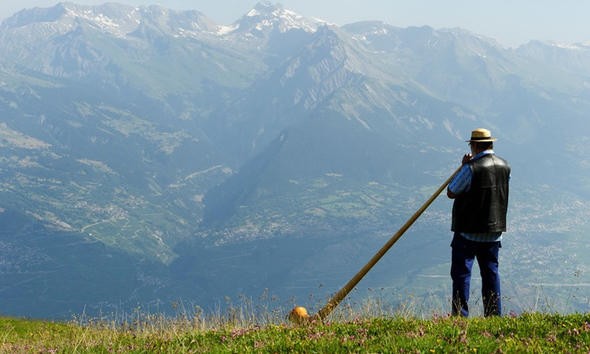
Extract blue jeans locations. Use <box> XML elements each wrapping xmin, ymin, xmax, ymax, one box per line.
<box><xmin>450</xmin><ymin>232</ymin><xmax>501</xmax><ymax>317</ymax></box>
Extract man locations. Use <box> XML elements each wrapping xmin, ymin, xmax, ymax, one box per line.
<box><xmin>447</xmin><ymin>128</ymin><xmax>510</xmax><ymax>317</ymax></box>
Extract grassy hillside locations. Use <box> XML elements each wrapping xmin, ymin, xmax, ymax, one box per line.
<box><xmin>2</xmin><ymin>312</ymin><xmax>590</xmax><ymax>352</ymax></box>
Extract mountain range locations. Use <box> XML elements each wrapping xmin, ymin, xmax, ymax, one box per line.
<box><xmin>1</xmin><ymin>1</ymin><xmax>590</xmax><ymax>319</ymax></box>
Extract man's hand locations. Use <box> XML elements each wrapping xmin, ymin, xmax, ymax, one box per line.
<box><xmin>462</xmin><ymin>154</ymin><xmax>472</xmax><ymax>165</ymax></box>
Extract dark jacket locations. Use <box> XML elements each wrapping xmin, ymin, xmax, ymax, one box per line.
<box><xmin>451</xmin><ymin>154</ymin><xmax>510</xmax><ymax>233</ymax></box>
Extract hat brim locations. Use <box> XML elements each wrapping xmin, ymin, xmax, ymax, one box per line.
<box><xmin>466</xmin><ymin>138</ymin><xmax>497</xmax><ymax>142</ymax></box>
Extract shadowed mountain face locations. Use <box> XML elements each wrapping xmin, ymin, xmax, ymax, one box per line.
<box><xmin>1</xmin><ymin>2</ymin><xmax>590</xmax><ymax>319</ymax></box>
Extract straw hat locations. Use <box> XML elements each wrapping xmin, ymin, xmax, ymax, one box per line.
<box><xmin>466</xmin><ymin>128</ymin><xmax>497</xmax><ymax>142</ymax></box>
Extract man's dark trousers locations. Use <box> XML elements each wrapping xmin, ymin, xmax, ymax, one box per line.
<box><xmin>451</xmin><ymin>232</ymin><xmax>501</xmax><ymax>317</ymax></box>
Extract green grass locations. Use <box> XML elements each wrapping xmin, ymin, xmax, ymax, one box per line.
<box><xmin>3</xmin><ymin>312</ymin><xmax>590</xmax><ymax>353</ymax></box>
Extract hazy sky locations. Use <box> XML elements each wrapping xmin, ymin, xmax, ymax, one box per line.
<box><xmin>1</xmin><ymin>1</ymin><xmax>589</xmax><ymax>48</ymax></box>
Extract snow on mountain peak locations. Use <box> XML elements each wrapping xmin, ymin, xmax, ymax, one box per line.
<box><xmin>2</xmin><ymin>2</ymin><xmax>322</xmax><ymax>39</ymax></box>
<box><xmin>246</xmin><ymin>9</ymin><xmax>260</xmax><ymax>18</ymax></box>
<box><xmin>1</xmin><ymin>2</ymin><xmax>222</xmax><ymax>40</ymax></box>
<box><xmin>546</xmin><ymin>41</ymin><xmax>590</xmax><ymax>51</ymax></box>
<box><xmin>1</xmin><ymin>2</ymin><xmax>143</xmax><ymax>36</ymax></box>
<box><xmin>62</xmin><ymin>5</ymin><xmax>133</xmax><ymax>35</ymax></box>
<box><xmin>227</xmin><ymin>1</ymin><xmax>321</xmax><ymax>36</ymax></box>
